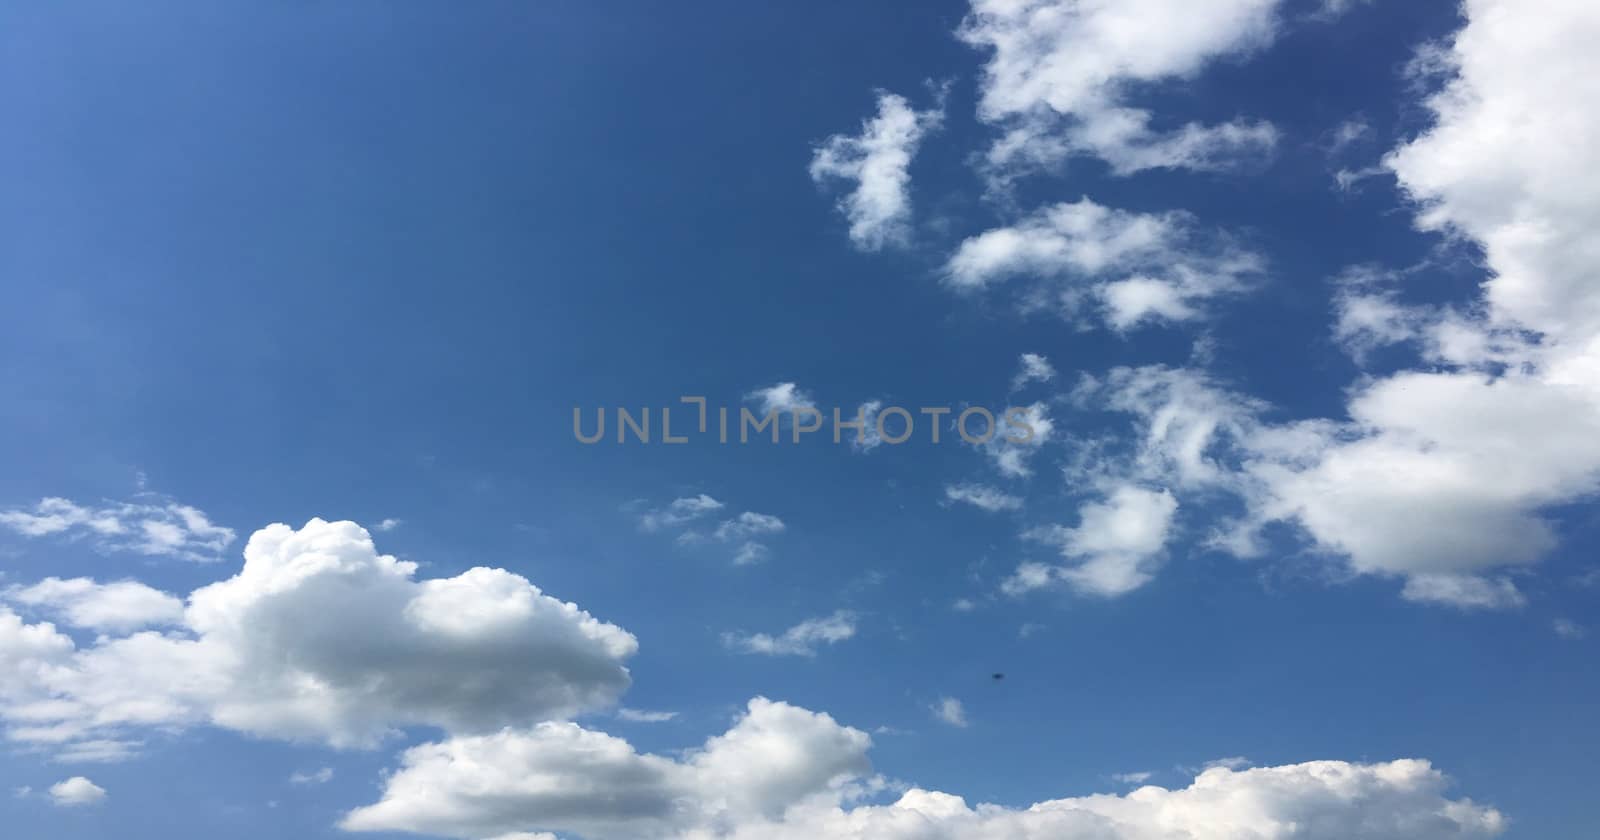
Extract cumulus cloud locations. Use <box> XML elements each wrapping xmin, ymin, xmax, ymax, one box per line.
<box><xmin>810</xmin><ymin>91</ymin><xmax>943</xmax><ymax>250</ymax></box>
<box><xmin>1015</xmin><ymin>485</ymin><xmax>1179</xmax><ymax>597</ymax></box>
<box><xmin>959</xmin><ymin>0</ymin><xmax>1282</xmax><ymax>181</ymax></box>
<box><xmin>4</xmin><ymin>577</ymin><xmax>183</xmax><ymax>633</ymax></box>
<box><xmin>344</xmin><ymin>705</ymin><xmax>1504</xmax><ymax>840</ymax></box>
<box><xmin>0</xmin><ymin>496</ymin><xmax>235</xmax><ymax>561</ymax></box>
<box><xmin>0</xmin><ymin>519</ymin><xmax>637</xmax><ymax>758</ymax></box>
<box><xmin>946</xmin><ymin>199</ymin><xmax>1263</xmax><ymax>330</ymax></box>
<box><xmin>342</xmin><ymin>697</ymin><xmax>873</xmax><ymax>840</ymax></box>
<box><xmin>48</xmin><ymin>776</ymin><xmax>105</xmax><ymax>806</ymax></box>
<box><xmin>723</xmin><ymin>611</ymin><xmax>857</xmax><ymax>657</ymax></box>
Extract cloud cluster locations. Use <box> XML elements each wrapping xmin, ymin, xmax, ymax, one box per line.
<box><xmin>0</xmin><ymin>496</ymin><xmax>235</xmax><ymax>561</ymax></box>
<box><xmin>344</xmin><ymin>702</ymin><xmax>1504</xmax><ymax>840</ymax></box>
<box><xmin>0</xmin><ymin>519</ymin><xmax>637</xmax><ymax>759</ymax></box>
<box><xmin>641</xmin><ymin>493</ymin><xmax>788</xmax><ymax>566</ymax></box>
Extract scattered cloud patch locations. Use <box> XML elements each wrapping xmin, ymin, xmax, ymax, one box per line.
<box><xmin>0</xmin><ymin>496</ymin><xmax>235</xmax><ymax>562</ymax></box>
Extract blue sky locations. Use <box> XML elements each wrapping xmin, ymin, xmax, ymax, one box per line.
<box><xmin>1</xmin><ymin>1</ymin><xmax>1596</xmax><ymax>838</ymax></box>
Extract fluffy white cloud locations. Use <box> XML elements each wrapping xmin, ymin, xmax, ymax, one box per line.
<box><xmin>1017</xmin><ymin>485</ymin><xmax>1179</xmax><ymax>597</ymax></box>
<box><xmin>944</xmin><ymin>483</ymin><xmax>1023</xmax><ymax>512</ymax></box>
<box><xmin>48</xmin><ymin>776</ymin><xmax>105</xmax><ymax>806</ymax></box>
<box><xmin>0</xmin><ymin>519</ymin><xmax>637</xmax><ymax>758</ymax></box>
<box><xmin>946</xmin><ymin>200</ymin><xmax>1263</xmax><ymax>329</ymax></box>
<box><xmin>810</xmin><ymin>92</ymin><xmax>943</xmax><ymax>250</ymax></box>
<box><xmin>0</xmin><ymin>496</ymin><xmax>235</xmax><ymax>561</ymax></box>
<box><xmin>342</xmin><ymin>697</ymin><xmax>872</xmax><ymax>840</ymax></box>
<box><xmin>344</xmin><ymin>701</ymin><xmax>1503</xmax><ymax>840</ymax></box>
<box><xmin>959</xmin><ymin>0</ymin><xmax>1282</xmax><ymax>180</ymax></box>
<box><xmin>723</xmin><ymin>611</ymin><xmax>856</xmax><ymax>657</ymax></box>
<box><xmin>4</xmin><ymin>577</ymin><xmax>183</xmax><ymax>633</ymax></box>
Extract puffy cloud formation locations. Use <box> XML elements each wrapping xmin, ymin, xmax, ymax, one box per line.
<box><xmin>1015</xmin><ymin>485</ymin><xmax>1179</xmax><ymax>597</ymax></box>
<box><xmin>959</xmin><ymin>0</ymin><xmax>1282</xmax><ymax>180</ymax></box>
<box><xmin>723</xmin><ymin>611</ymin><xmax>857</xmax><ymax>657</ymax></box>
<box><xmin>4</xmin><ymin>577</ymin><xmax>183</xmax><ymax>633</ymax></box>
<box><xmin>48</xmin><ymin>775</ymin><xmax>106</xmax><ymax>807</ymax></box>
<box><xmin>342</xmin><ymin>698</ymin><xmax>874</xmax><ymax>840</ymax></box>
<box><xmin>0</xmin><ymin>519</ymin><xmax>636</xmax><ymax>758</ymax></box>
<box><xmin>946</xmin><ymin>199</ymin><xmax>1263</xmax><ymax>329</ymax></box>
<box><xmin>810</xmin><ymin>92</ymin><xmax>943</xmax><ymax>250</ymax></box>
<box><xmin>344</xmin><ymin>704</ymin><xmax>1504</xmax><ymax>840</ymax></box>
<box><xmin>1226</xmin><ymin>0</ymin><xmax>1600</xmax><ymax>605</ymax></box>
<box><xmin>0</xmin><ymin>496</ymin><xmax>235</xmax><ymax>561</ymax></box>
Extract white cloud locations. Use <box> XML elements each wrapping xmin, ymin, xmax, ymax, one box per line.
<box><xmin>959</xmin><ymin>0</ymin><xmax>1282</xmax><ymax>180</ymax></box>
<box><xmin>290</xmin><ymin>767</ymin><xmax>334</xmax><ymax>785</ymax></box>
<box><xmin>713</xmin><ymin>512</ymin><xmax>787</xmax><ymax>543</ymax></box>
<box><xmin>724</xmin><ymin>611</ymin><xmax>857</xmax><ymax>657</ymax></box>
<box><xmin>848</xmin><ymin>400</ymin><xmax>887</xmax><ymax>452</ymax></box>
<box><xmin>48</xmin><ymin>776</ymin><xmax>105</xmax><ymax>806</ymax></box>
<box><xmin>1400</xmin><ymin>575</ymin><xmax>1526</xmax><ymax>611</ymax></box>
<box><xmin>4</xmin><ymin>578</ymin><xmax>183</xmax><ymax>633</ymax></box>
<box><xmin>810</xmin><ymin>92</ymin><xmax>943</xmax><ymax>250</ymax></box>
<box><xmin>0</xmin><ymin>496</ymin><xmax>235</xmax><ymax>562</ymax></box>
<box><xmin>931</xmin><ymin>696</ymin><xmax>968</xmax><ymax>728</ymax></box>
<box><xmin>1011</xmin><ymin>485</ymin><xmax>1178</xmax><ymax>598</ymax></box>
<box><xmin>344</xmin><ymin>711</ymin><xmax>1502</xmax><ymax>840</ymax></box>
<box><xmin>374</xmin><ymin>518</ymin><xmax>403</xmax><ymax>532</ymax></box>
<box><xmin>983</xmin><ymin>402</ymin><xmax>1053</xmax><ymax>479</ymax></box>
<box><xmin>744</xmin><ymin>382</ymin><xmax>816</xmax><ymax>418</ymax></box>
<box><xmin>643</xmin><ymin>494</ymin><xmax>785</xmax><ymax>566</ymax></box>
<box><xmin>945</xmin><ymin>199</ymin><xmax>1263</xmax><ymax>330</ymax></box>
<box><xmin>639</xmin><ymin>495</ymin><xmax>725</xmax><ymax>532</ymax></box>
<box><xmin>730</xmin><ymin>542</ymin><xmax>770</xmax><ymax>567</ymax></box>
<box><xmin>1011</xmin><ymin>353</ymin><xmax>1056</xmax><ymax>390</ymax></box>
<box><xmin>342</xmin><ymin>698</ymin><xmax>872</xmax><ymax>840</ymax></box>
<box><xmin>1553</xmin><ymin>618</ymin><xmax>1586</xmax><ymax>640</ymax></box>
<box><xmin>617</xmin><ymin>708</ymin><xmax>679</xmax><ymax>723</ymax></box>
<box><xmin>1113</xmin><ymin>771</ymin><xmax>1153</xmax><ymax>785</ymax></box>
<box><xmin>944</xmin><ymin>484</ymin><xmax>1023</xmax><ymax>513</ymax></box>
<box><xmin>0</xmin><ymin>519</ymin><xmax>637</xmax><ymax>758</ymax></box>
